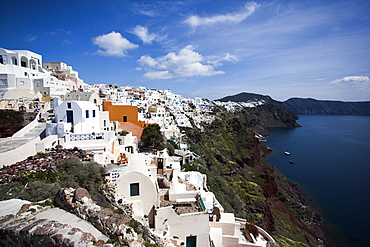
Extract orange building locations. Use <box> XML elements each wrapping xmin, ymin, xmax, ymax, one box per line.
<box><xmin>103</xmin><ymin>101</ymin><xmax>152</xmax><ymax>140</ymax></box>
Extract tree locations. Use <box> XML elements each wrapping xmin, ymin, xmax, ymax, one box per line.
<box><xmin>140</xmin><ymin>124</ymin><xmax>165</xmax><ymax>150</ymax></box>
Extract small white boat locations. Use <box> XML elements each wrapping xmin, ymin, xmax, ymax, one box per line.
<box><xmin>284</xmin><ymin>151</ymin><xmax>290</xmax><ymax>155</ymax></box>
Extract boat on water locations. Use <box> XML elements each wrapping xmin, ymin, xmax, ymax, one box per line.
<box><xmin>284</xmin><ymin>151</ymin><xmax>290</xmax><ymax>155</ymax></box>
<box><xmin>289</xmin><ymin>160</ymin><xmax>295</xmax><ymax>164</ymax></box>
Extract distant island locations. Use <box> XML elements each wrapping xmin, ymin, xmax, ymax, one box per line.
<box><xmin>283</xmin><ymin>98</ymin><xmax>370</xmax><ymax>115</ymax></box>
<box><xmin>216</xmin><ymin>92</ymin><xmax>370</xmax><ymax>116</ymax></box>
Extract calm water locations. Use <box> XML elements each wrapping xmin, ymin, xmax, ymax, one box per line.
<box><xmin>266</xmin><ymin>115</ymin><xmax>370</xmax><ymax>247</ymax></box>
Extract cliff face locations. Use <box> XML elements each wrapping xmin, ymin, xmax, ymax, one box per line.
<box><xmin>216</xmin><ymin>92</ymin><xmax>301</xmax><ymax>128</ymax></box>
<box><xmin>284</xmin><ymin>98</ymin><xmax>370</xmax><ymax>115</ymax></box>
<box><xmin>182</xmin><ymin>95</ymin><xmax>326</xmax><ymax>246</ymax></box>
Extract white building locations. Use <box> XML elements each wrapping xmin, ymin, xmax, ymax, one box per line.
<box><xmin>113</xmin><ymin>149</ymin><xmax>211</xmax><ymax>247</ymax></box>
<box><xmin>147</xmin><ymin>106</ymin><xmax>173</xmax><ymax>127</ymax></box>
<box><xmin>43</xmin><ymin>62</ymin><xmax>86</xmax><ymax>92</ymax></box>
<box><xmin>46</xmin><ymin>100</ymin><xmax>100</xmax><ymax>137</ymax></box>
<box><xmin>0</xmin><ymin>48</ymin><xmax>67</xmax><ymax>100</ymax></box>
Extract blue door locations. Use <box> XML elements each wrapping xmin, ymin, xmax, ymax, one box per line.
<box><xmin>186</xmin><ymin>236</ymin><xmax>196</xmax><ymax>247</ymax></box>
<box><xmin>66</xmin><ymin>110</ymin><xmax>74</xmax><ymax>124</ymax></box>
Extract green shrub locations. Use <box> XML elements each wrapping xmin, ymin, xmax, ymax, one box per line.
<box><xmin>36</xmin><ymin>152</ymin><xmax>46</xmax><ymax>158</ymax></box>
<box><xmin>140</xmin><ymin>124</ymin><xmax>165</xmax><ymax>150</ymax></box>
<box><xmin>145</xmin><ymin>241</ymin><xmax>160</xmax><ymax>247</ymax></box>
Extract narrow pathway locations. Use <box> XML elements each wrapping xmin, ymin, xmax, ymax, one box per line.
<box><xmin>0</xmin><ymin>114</ymin><xmax>47</xmax><ymax>153</ymax></box>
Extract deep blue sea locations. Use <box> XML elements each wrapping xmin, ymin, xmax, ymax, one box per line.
<box><xmin>266</xmin><ymin>115</ymin><xmax>370</xmax><ymax>247</ymax></box>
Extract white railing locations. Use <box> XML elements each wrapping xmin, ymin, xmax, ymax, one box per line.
<box><xmin>70</xmin><ymin>133</ymin><xmax>104</xmax><ymax>141</ymax></box>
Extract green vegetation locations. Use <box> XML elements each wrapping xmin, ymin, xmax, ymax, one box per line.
<box><xmin>106</xmin><ymin>236</ymin><xmax>120</xmax><ymax>246</ymax></box>
<box><xmin>140</xmin><ymin>124</ymin><xmax>179</xmax><ymax>155</ymax></box>
<box><xmin>36</xmin><ymin>151</ymin><xmax>47</xmax><ymax>158</ymax></box>
<box><xmin>117</xmin><ymin>130</ymin><xmax>129</xmax><ymax>136</ymax></box>
<box><xmin>181</xmin><ymin>104</ymin><xmax>322</xmax><ymax>245</ymax></box>
<box><xmin>0</xmin><ymin>158</ymin><xmax>109</xmax><ymax>207</ymax></box>
<box><xmin>273</xmin><ymin>234</ymin><xmax>308</xmax><ymax>247</ymax></box>
<box><xmin>141</xmin><ymin>124</ymin><xmax>165</xmax><ymax>150</ymax></box>
<box><xmin>129</xmin><ymin>219</ymin><xmax>141</xmax><ymax>233</ymax></box>
<box><xmin>145</xmin><ymin>241</ymin><xmax>161</xmax><ymax>247</ymax></box>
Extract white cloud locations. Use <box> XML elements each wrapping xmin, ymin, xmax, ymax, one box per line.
<box><xmin>207</xmin><ymin>53</ymin><xmax>239</xmax><ymax>67</ymax></box>
<box><xmin>63</xmin><ymin>39</ymin><xmax>71</xmax><ymax>44</ymax></box>
<box><xmin>25</xmin><ymin>34</ymin><xmax>37</xmax><ymax>42</ymax></box>
<box><xmin>138</xmin><ymin>45</ymin><xmax>225</xmax><ymax>79</ymax></box>
<box><xmin>138</xmin><ymin>10</ymin><xmax>157</xmax><ymax>17</ymax></box>
<box><xmin>330</xmin><ymin>76</ymin><xmax>370</xmax><ymax>90</ymax></box>
<box><xmin>184</xmin><ymin>2</ymin><xmax>259</xmax><ymax>29</ymax></box>
<box><xmin>131</xmin><ymin>25</ymin><xmax>158</xmax><ymax>44</ymax></box>
<box><xmin>92</xmin><ymin>31</ymin><xmax>138</xmax><ymax>57</ymax></box>
<box><xmin>143</xmin><ymin>71</ymin><xmax>174</xmax><ymax>80</ymax></box>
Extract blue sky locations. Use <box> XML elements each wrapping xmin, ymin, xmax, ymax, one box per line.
<box><xmin>1</xmin><ymin>0</ymin><xmax>370</xmax><ymax>101</ymax></box>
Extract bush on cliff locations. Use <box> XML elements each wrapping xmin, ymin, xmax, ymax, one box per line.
<box><xmin>0</xmin><ymin>158</ymin><xmax>109</xmax><ymax>207</ymax></box>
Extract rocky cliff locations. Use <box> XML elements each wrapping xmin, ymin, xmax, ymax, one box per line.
<box><xmin>0</xmin><ymin>188</ymin><xmax>168</xmax><ymax>247</ymax></box>
<box><xmin>283</xmin><ymin>97</ymin><xmax>370</xmax><ymax>115</ymax></box>
<box><xmin>216</xmin><ymin>92</ymin><xmax>301</xmax><ymax>128</ymax></box>
<box><xmin>182</xmin><ymin>93</ymin><xmax>327</xmax><ymax>246</ymax></box>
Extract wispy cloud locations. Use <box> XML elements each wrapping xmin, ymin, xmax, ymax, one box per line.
<box><xmin>132</xmin><ymin>1</ymin><xmax>191</xmax><ymax>17</ymax></box>
<box><xmin>138</xmin><ymin>45</ymin><xmax>225</xmax><ymax>79</ymax></box>
<box><xmin>207</xmin><ymin>53</ymin><xmax>239</xmax><ymax>67</ymax></box>
<box><xmin>25</xmin><ymin>34</ymin><xmax>37</xmax><ymax>42</ymax></box>
<box><xmin>184</xmin><ymin>2</ymin><xmax>259</xmax><ymax>29</ymax></box>
<box><xmin>131</xmin><ymin>25</ymin><xmax>162</xmax><ymax>44</ymax></box>
<box><xmin>92</xmin><ymin>31</ymin><xmax>138</xmax><ymax>57</ymax></box>
<box><xmin>330</xmin><ymin>76</ymin><xmax>370</xmax><ymax>91</ymax></box>
<box><xmin>63</xmin><ymin>39</ymin><xmax>71</xmax><ymax>44</ymax></box>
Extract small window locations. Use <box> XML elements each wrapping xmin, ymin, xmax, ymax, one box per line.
<box><xmin>92</xmin><ymin>110</ymin><xmax>96</xmax><ymax>118</ymax></box>
<box><xmin>123</xmin><ymin>116</ymin><xmax>127</xmax><ymax>122</ymax></box>
<box><xmin>67</xmin><ymin>103</ymin><xmax>71</xmax><ymax>108</ymax></box>
<box><xmin>130</xmin><ymin>183</ymin><xmax>139</xmax><ymax>196</ymax></box>
<box><xmin>86</xmin><ymin>110</ymin><xmax>89</xmax><ymax>118</ymax></box>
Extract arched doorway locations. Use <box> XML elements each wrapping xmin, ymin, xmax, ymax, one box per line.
<box><xmin>21</xmin><ymin>56</ymin><xmax>28</xmax><ymax>68</ymax></box>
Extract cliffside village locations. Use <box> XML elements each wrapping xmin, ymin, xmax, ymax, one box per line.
<box><xmin>0</xmin><ymin>48</ymin><xmax>274</xmax><ymax>247</ymax></box>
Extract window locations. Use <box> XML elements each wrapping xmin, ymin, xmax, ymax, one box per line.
<box><xmin>86</xmin><ymin>110</ymin><xmax>89</xmax><ymax>118</ymax></box>
<box><xmin>12</xmin><ymin>57</ymin><xmax>17</xmax><ymax>65</ymax></box>
<box><xmin>0</xmin><ymin>79</ymin><xmax>7</xmax><ymax>86</ymax></box>
<box><xmin>123</xmin><ymin>116</ymin><xmax>127</xmax><ymax>122</ymax></box>
<box><xmin>92</xmin><ymin>110</ymin><xmax>96</xmax><ymax>118</ymax></box>
<box><xmin>67</xmin><ymin>103</ymin><xmax>72</xmax><ymax>108</ymax></box>
<box><xmin>130</xmin><ymin>183</ymin><xmax>139</xmax><ymax>196</ymax></box>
